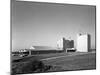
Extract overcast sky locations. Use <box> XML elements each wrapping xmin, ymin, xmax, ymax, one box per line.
<box><xmin>12</xmin><ymin>0</ymin><xmax>96</xmax><ymax>50</ymax></box>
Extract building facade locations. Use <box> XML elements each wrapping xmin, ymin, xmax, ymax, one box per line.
<box><xmin>63</xmin><ymin>37</ymin><xmax>74</xmax><ymax>52</ymax></box>
<box><xmin>57</xmin><ymin>37</ymin><xmax>75</xmax><ymax>52</ymax></box>
<box><xmin>77</xmin><ymin>34</ymin><xmax>90</xmax><ymax>52</ymax></box>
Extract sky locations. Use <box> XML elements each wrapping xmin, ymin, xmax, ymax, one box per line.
<box><xmin>12</xmin><ymin>0</ymin><xmax>96</xmax><ymax>50</ymax></box>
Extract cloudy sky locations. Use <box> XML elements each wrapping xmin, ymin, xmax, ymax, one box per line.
<box><xmin>12</xmin><ymin>0</ymin><xmax>96</xmax><ymax>50</ymax></box>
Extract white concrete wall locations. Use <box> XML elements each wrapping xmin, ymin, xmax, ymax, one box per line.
<box><xmin>77</xmin><ymin>34</ymin><xmax>88</xmax><ymax>52</ymax></box>
<box><xmin>57</xmin><ymin>39</ymin><xmax>63</xmax><ymax>49</ymax></box>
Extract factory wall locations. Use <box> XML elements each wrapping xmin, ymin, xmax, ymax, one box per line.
<box><xmin>77</xmin><ymin>34</ymin><xmax>90</xmax><ymax>52</ymax></box>
<box><xmin>63</xmin><ymin>38</ymin><xmax>74</xmax><ymax>52</ymax></box>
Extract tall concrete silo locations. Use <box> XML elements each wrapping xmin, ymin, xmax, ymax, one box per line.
<box><xmin>77</xmin><ymin>34</ymin><xmax>91</xmax><ymax>52</ymax></box>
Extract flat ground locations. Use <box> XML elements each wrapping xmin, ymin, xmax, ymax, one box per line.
<box><xmin>42</xmin><ymin>52</ymin><xmax>96</xmax><ymax>71</ymax></box>
<box><xmin>12</xmin><ymin>52</ymin><xmax>96</xmax><ymax>72</ymax></box>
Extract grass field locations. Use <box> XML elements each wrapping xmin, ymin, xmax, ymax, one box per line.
<box><xmin>12</xmin><ymin>52</ymin><xmax>96</xmax><ymax>74</ymax></box>
<box><xmin>42</xmin><ymin>52</ymin><xmax>96</xmax><ymax>71</ymax></box>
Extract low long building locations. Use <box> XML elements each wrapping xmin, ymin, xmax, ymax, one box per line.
<box><xmin>15</xmin><ymin>46</ymin><xmax>63</xmax><ymax>56</ymax></box>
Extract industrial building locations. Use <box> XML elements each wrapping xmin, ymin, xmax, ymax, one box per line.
<box><xmin>77</xmin><ymin>33</ymin><xmax>90</xmax><ymax>52</ymax></box>
<box><xmin>63</xmin><ymin>37</ymin><xmax>75</xmax><ymax>52</ymax></box>
<box><xmin>12</xmin><ymin>33</ymin><xmax>91</xmax><ymax>57</ymax></box>
<box><xmin>57</xmin><ymin>37</ymin><xmax>75</xmax><ymax>52</ymax></box>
